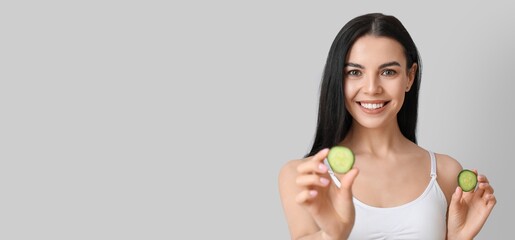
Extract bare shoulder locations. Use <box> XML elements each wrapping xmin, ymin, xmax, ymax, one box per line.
<box><xmin>435</xmin><ymin>153</ymin><xmax>462</xmax><ymax>174</ymax></box>
<box><xmin>435</xmin><ymin>153</ymin><xmax>463</xmax><ymax>204</ymax></box>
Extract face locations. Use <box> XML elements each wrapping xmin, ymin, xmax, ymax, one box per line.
<box><xmin>344</xmin><ymin>35</ymin><xmax>417</xmax><ymax>130</ymax></box>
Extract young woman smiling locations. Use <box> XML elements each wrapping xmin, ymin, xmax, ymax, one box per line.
<box><xmin>279</xmin><ymin>13</ymin><xmax>496</xmax><ymax>240</ymax></box>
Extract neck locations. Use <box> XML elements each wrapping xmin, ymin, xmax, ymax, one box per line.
<box><xmin>341</xmin><ymin>120</ymin><xmax>410</xmax><ymax>157</ymax></box>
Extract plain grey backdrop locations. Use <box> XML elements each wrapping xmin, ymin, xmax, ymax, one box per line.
<box><xmin>1</xmin><ymin>1</ymin><xmax>514</xmax><ymax>239</ymax></box>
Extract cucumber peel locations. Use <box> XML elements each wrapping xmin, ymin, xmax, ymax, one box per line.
<box><xmin>327</xmin><ymin>146</ymin><xmax>355</xmax><ymax>174</ymax></box>
<box><xmin>458</xmin><ymin>169</ymin><xmax>477</xmax><ymax>192</ymax></box>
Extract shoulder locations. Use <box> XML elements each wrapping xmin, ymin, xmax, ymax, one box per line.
<box><xmin>435</xmin><ymin>153</ymin><xmax>463</xmax><ymax>204</ymax></box>
<box><xmin>435</xmin><ymin>153</ymin><xmax>462</xmax><ymax>180</ymax></box>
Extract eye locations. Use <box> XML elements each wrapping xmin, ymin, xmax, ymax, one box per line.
<box><xmin>381</xmin><ymin>69</ymin><xmax>397</xmax><ymax>76</ymax></box>
<box><xmin>347</xmin><ymin>70</ymin><xmax>362</xmax><ymax>76</ymax></box>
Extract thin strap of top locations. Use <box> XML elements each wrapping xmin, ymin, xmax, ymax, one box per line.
<box><xmin>429</xmin><ymin>151</ymin><xmax>437</xmax><ymax>178</ymax></box>
<box><xmin>325</xmin><ymin>158</ymin><xmax>341</xmax><ymax>188</ymax></box>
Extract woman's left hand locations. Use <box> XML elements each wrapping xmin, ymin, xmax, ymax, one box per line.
<box><xmin>447</xmin><ymin>170</ymin><xmax>496</xmax><ymax>240</ymax></box>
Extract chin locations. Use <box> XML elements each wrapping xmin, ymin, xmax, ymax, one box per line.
<box><xmin>355</xmin><ymin>121</ymin><xmax>387</xmax><ymax>129</ymax></box>
<box><xmin>352</xmin><ymin>115</ymin><xmax>397</xmax><ymax>130</ymax></box>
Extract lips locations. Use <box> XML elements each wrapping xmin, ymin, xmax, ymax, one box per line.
<box><xmin>357</xmin><ymin>101</ymin><xmax>390</xmax><ymax>112</ymax></box>
<box><xmin>360</xmin><ymin>102</ymin><xmax>384</xmax><ymax>110</ymax></box>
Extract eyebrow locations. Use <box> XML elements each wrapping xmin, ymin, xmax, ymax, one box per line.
<box><xmin>379</xmin><ymin>61</ymin><xmax>401</xmax><ymax>69</ymax></box>
<box><xmin>344</xmin><ymin>61</ymin><xmax>401</xmax><ymax>69</ymax></box>
<box><xmin>344</xmin><ymin>62</ymin><xmax>364</xmax><ymax>69</ymax></box>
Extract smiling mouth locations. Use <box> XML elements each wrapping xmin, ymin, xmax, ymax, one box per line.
<box><xmin>358</xmin><ymin>101</ymin><xmax>390</xmax><ymax>110</ymax></box>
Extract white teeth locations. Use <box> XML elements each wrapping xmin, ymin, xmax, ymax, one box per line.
<box><xmin>360</xmin><ymin>102</ymin><xmax>385</xmax><ymax>110</ymax></box>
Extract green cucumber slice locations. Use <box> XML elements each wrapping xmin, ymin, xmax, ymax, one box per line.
<box><xmin>327</xmin><ymin>146</ymin><xmax>355</xmax><ymax>174</ymax></box>
<box><xmin>458</xmin><ymin>169</ymin><xmax>477</xmax><ymax>192</ymax></box>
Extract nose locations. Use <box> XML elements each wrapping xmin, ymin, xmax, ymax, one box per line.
<box><xmin>363</xmin><ymin>74</ymin><xmax>382</xmax><ymax>94</ymax></box>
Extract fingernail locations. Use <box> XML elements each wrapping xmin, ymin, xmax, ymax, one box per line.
<box><xmin>318</xmin><ymin>163</ymin><xmax>327</xmax><ymax>172</ymax></box>
<box><xmin>320</xmin><ymin>177</ymin><xmax>329</xmax><ymax>185</ymax></box>
<box><xmin>309</xmin><ymin>190</ymin><xmax>318</xmax><ymax>197</ymax></box>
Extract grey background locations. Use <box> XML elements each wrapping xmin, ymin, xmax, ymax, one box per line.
<box><xmin>1</xmin><ymin>1</ymin><xmax>513</xmax><ymax>239</ymax></box>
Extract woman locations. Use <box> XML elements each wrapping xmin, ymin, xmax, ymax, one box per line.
<box><xmin>279</xmin><ymin>13</ymin><xmax>496</xmax><ymax>240</ymax></box>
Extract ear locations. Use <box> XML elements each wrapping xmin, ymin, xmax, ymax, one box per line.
<box><xmin>406</xmin><ymin>63</ymin><xmax>417</xmax><ymax>92</ymax></box>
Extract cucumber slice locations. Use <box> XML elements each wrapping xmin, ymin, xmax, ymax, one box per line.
<box><xmin>458</xmin><ymin>169</ymin><xmax>477</xmax><ymax>192</ymax></box>
<box><xmin>327</xmin><ymin>146</ymin><xmax>355</xmax><ymax>174</ymax></box>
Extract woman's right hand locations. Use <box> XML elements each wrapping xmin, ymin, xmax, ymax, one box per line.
<box><xmin>295</xmin><ymin>148</ymin><xmax>360</xmax><ymax>240</ymax></box>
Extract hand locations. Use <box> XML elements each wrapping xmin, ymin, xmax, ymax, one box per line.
<box><xmin>447</xmin><ymin>170</ymin><xmax>496</xmax><ymax>240</ymax></box>
<box><xmin>295</xmin><ymin>148</ymin><xmax>360</xmax><ymax>240</ymax></box>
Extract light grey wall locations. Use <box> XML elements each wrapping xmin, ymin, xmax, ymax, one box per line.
<box><xmin>1</xmin><ymin>1</ymin><xmax>513</xmax><ymax>239</ymax></box>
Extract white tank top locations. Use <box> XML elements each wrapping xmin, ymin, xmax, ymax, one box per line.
<box><xmin>326</xmin><ymin>151</ymin><xmax>448</xmax><ymax>240</ymax></box>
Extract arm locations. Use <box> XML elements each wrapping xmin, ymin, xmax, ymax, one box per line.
<box><xmin>435</xmin><ymin>154</ymin><xmax>497</xmax><ymax>240</ymax></box>
<box><xmin>278</xmin><ymin>149</ymin><xmax>359</xmax><ymax>240</ymax></box>
<box><xmin>447</xmin><ymin>170</ymin><xmax>496</xmax><ymax>240</ymax></box>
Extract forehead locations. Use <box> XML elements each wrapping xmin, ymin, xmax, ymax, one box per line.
<box><xmin>346</xmin><ymin>35</ymin><xmax>406</xmax><ymax>67</ymax></box>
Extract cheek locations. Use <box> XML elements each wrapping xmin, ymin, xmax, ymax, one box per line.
<box><xmin>384</xmin><ymin>80</ymin><xmax>407</xmax><ymax>97</ymax></box>
<box><xmin>391</xmin><ymin>87</ymin><xmax>407</xmax><ymax>107</ymax></box>
<box><xmin>344</xmin><ymin>81</ymin><xmax>358</xmax><ymax>100</ymax></box>
<box><xmin>343</xmin><ymin>82</ymin><xmax>355</xmax><ymax>110</ymax></box>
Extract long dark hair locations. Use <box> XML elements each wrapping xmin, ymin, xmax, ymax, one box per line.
<box><xmin>306</xmin><ymin>13</ymin><xmax>422</xmax><ymax>157</ymax></box>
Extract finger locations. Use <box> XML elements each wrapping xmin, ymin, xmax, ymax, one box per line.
<box><xmin>478</xmin><ymin>182</ymin><xmax>494</xmax><ymax>195</ymax></box>
<box><xmin>473</xmin><ymin>182</ymin><xmax>485</xmax><ymax>198</ymax></box>
<box><xmin>450</xmin><ymin>187</ymin><xmax>463</xmax><ymax>210</ymax></box>
<box><xmin>486</xmin><ymin>194</ymin><xmax>497</xmax><ymax>208</ymax></box>
<box><xmin>297</xmin><ymin>161</ymin><xmax>328</xmax><ymax>175</ymax></box>
<box><xmin>477</xmin><ymin>174</ymin><xmax>490</xmax><ymax>184</ymax></box>
<box><xmin>295</xmin><ymin>189</ymin><xmax>318</xmax><ymax>204</ymax></box>
<box><xmin>340</xmin><ymin>168</ymin><xmax>359</xmax><ymax>190</ymax></box>
<box><xmin>296</xmin><ymin>175</ymin><xmax>331</xmax><ymax>188</ymax></box>
<box><xmin>474</xmin><ymin>180</ymin><xmax>494</xmax><ymax>199</ymax></box>
<box><xmin>297</xmin><ymin>148</ymin><xmax>330</xmax><ymax>174</ymax></box>
<box><xmin>483</xmin><ymin>193</ymin><xmax>494</xmax><ymax>204</ymax></box>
